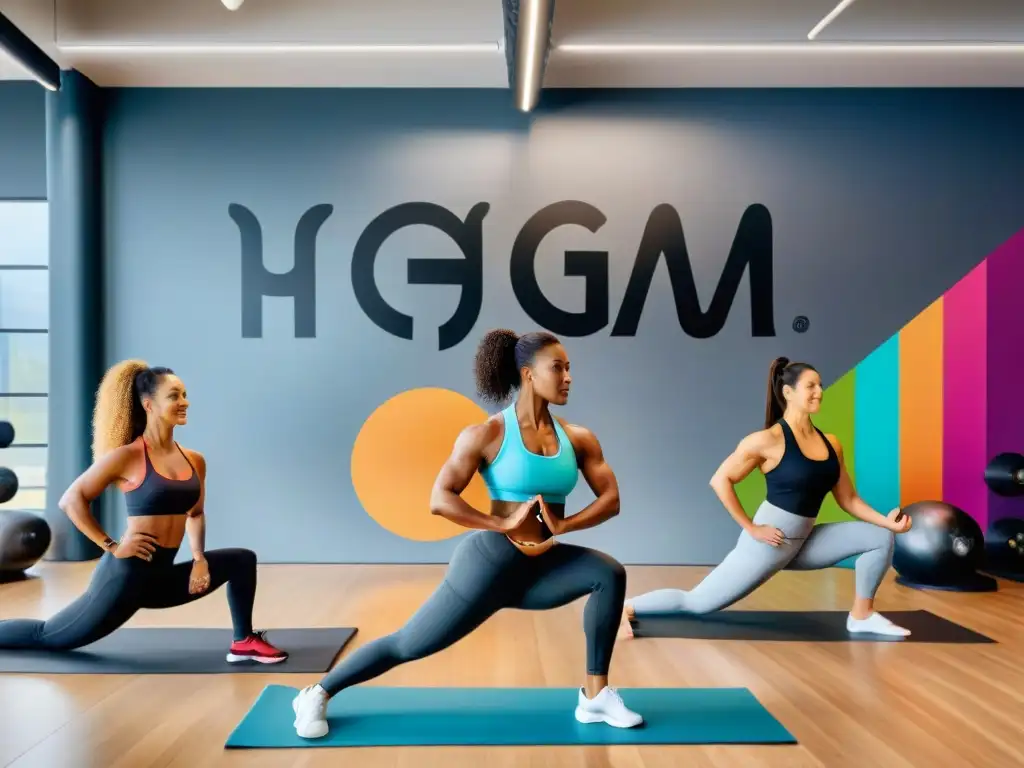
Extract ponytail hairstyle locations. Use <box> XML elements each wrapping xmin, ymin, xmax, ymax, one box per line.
<box><xmin>473</xmin><ymin>329</ymin><xmax>561</xmax><ymax>405</ymax></box>
<box><xmin>91</xmin><ymin>360</ymin><xmax>175</xmax><ymax>461</ymax></box>
<box><xmin>764</xmin><ymin>356</ymin><xmax>818</xmax><ymax>429</ymax></box>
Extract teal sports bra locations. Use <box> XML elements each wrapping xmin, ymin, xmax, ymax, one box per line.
<box><xmin>479</xmin><ymin>403</ymin><xmax>579</xmax><ymax>504</ymax></box>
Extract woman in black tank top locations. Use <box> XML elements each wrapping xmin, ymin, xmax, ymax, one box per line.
<box><xmin>623</xmin><ymin>357</ymin><xmax>915</xmax><ymax>639</ymax></box>
<box><xmin>0</xmin><ymin>361</ymin><xmax>287</xmax><ymax>663</ymax></box>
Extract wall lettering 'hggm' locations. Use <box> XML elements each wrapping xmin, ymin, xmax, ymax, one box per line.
<box><xmin>233</xmin><ymin>200</ymin><xmax>776</xmax><ymax>349</ymax></box>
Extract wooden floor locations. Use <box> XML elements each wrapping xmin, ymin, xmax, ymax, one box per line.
<box><xmin>1</xmin><ymin>560</ymin><xmax>1022</xmax><ymax>768</ymax></box>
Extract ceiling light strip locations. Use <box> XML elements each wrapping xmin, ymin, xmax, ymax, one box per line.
<box><xmin>56</xmin><ymin>42</ymin><xmax>502</xmax><ymax>55</ymax></box>
<box><xmin>807</xmin><ymin>0</ymin><xmax>860</xmax><ymax>41</ymax></box>
<box><xmin>555</xmin><ymin>43</ymin><xmax>1024</xmax><ymax>54</ymax></box>
<box><xmin>54</xmin><ymin>41</ymin><xmax>1024</xmax><ymax>57</ymax></box>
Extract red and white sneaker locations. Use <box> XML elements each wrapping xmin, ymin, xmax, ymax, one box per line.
<box><xmin>226</xmin><ymin>630</ymin><xmax>288</xmax><ymax>664</ymax></box>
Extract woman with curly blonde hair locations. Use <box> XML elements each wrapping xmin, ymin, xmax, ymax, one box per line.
<box><xmin>0</xmin><ymin>360</ymin><xmax>287</xmax><ymax>664</ymax></box>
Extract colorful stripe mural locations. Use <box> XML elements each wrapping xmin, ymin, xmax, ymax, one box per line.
<box><xmin>736</xmin><ymin>226</ymin><xmax>1024</xmax><ymax>533</ymax></box>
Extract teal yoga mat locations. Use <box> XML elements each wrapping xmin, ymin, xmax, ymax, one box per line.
<box><xmin>225</xmin><ymin>684</ymin><xmax>796</xmax><ymax>748</ymax></box>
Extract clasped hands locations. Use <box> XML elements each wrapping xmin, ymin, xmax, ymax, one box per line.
<box><xmin>501</xmin><ymin>494</ymin><xmax>566</xmax><ymax>537</ymax></box>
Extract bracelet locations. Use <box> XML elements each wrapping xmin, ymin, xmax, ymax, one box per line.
<box><xmin>102</xmin><ymin>536</ymin><xmax>118</xmax><ymax>552</ymax></box>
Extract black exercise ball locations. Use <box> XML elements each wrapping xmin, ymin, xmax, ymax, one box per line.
<box><xmin>0</xmin><ymin>420</ymin><xmax>13</xmax><ymax>449</ymax></box>
<box><xmin>0</xmin><ymin>467</ymin><xmax>18</xmax><ymax>505</ymax></box>
<box><xmin>892</xmin><ymin>501</ymin><xmax>997</xmax><ymax>592</ymax></box>
<box><xmin>0</xmin><ymin>509</ymin><xmax>52</xmax><ymax>581</ymax></box>
<box><xmin>984</xmin><ymin>517</ymin><xmax>1024</xmax><ymax>575</ymax></box>
<box><xmin>984</xmin><ymin>452</ymin><xmax>1024</xmax><ymax>497</ymax></box>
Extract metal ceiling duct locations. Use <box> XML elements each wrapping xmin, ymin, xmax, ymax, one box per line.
<box><xmin>503</xmin><ymin>0</ymin><xmax>556</xmax><ymax>112</ymax></box>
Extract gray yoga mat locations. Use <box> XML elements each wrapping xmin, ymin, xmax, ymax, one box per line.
<box><xmin>0</xmin><ymin>627</ymin><xmax>357</xmax><ymax>674</ymax></box>
<box><xmin>630</xmin><ymin>610</ymin><xmax>994</xmax><ymax>643</ymax></box>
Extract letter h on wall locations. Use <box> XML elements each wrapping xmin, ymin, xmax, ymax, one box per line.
<box><xmin>231</xmin><ymin>203</ymin><xmax>333</xmax><ymax>338</ymax></box>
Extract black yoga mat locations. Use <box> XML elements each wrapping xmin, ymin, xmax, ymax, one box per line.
<box><xmin>630</xmin><ymin>610</ymin><xmax>994</xmax><ymax>643</ymax></box>
<box><xmin>983</xmin><ymin>567</ymin><xmax>1024</xmax><ymax>584</ymax></box>
<box><xmin>0</xmin><ymin>627</ymin><xmax>357</xmax><ymax>674</ymax></box>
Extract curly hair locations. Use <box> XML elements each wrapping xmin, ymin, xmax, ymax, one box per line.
<box><xmin>91</xmin><ymin>360</ymin><xmax>174</xmax><ymax>461</ymax></box>
<box><xmin>473</xmin><ymin>329</ymin><xmax>560</xmax><ymax>405</ymax></box>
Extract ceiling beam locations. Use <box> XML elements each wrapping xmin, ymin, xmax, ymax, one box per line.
<box><xmin>0</xmin><ymin>11</ymin><xmax>61</xmax><ymax>90</ymax></box>
<box><xmin>502</xmin><ymin>0</ymin><xmax>555</xmax><ymax>112</ymax></box>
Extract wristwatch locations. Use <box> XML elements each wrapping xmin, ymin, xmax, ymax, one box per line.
<box><xmin>103</xmin><ymin>536</ymin><xmax>118</xmax><ymax>553</ymax></box>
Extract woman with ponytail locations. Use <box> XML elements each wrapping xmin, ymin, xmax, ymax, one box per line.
<box><xmin>0</xmin><ymin>360</ymin><xmax>287</xmax><ymax>664</ymax></box>
<box><xmin>623</xmin><ymin>356</ymin><xmax>913</xmax><ymax>638</ymax></box>
<box><xmin>291</xmin><ymin>329</ymin><xmax>642</xmax><ymax>740</ymax></box>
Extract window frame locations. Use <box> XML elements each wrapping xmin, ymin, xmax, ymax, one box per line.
<box><xmin>0</xmin><ymin>200</ymin><xmax>49</xmax><ymax>511</ymax></box>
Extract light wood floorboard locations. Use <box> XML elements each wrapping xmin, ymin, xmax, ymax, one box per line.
<box><xmin>1</xmin><ymin>562</ymin><xmax>1021</xmax><ymax>767</ymax></box>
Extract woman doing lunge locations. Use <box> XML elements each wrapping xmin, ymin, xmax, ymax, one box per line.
<box><xmin>0</xmin><ymin>361</ymin><xmax>287</xmax><ymax>663</ymax></box>
<box><xmin>623</xmin><ymin>357</ymin><xmax>913</xmax><ymax>638</ymax></box>
<box><xmin>291</xmin><ymin>329</ymin><xmax>642</xmax><ymax>739</ymax></box>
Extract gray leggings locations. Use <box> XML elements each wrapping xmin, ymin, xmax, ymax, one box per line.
<box><xmin>629</xmin><ymin>501</ymin><xmax>895</xmax><ymax>615</ymax></box>
<box><xmin>319</xmin><ymin>530</ymin><xmax>626</xmax><ymax>696</ymax></box>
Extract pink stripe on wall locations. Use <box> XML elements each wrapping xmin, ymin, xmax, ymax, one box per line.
<box><xmin>986</xmin><ymin>228</ymin><xmax>1024</xmax><ymax>525</ymax></box>
<box><xmin>943</xmin><ymin>261</ymin><xmax>988</xmax><ymax>528</ymax></box>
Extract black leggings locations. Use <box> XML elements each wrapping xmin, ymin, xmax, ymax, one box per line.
<box><xmin>319</xmin><ymin>531</ymin><xmax>626</xmax><ymax>696</ymax></box>
<box><xmin>0</xmin><ymin>546</ymin><xmax>257</xmax><ymax>650</ymax></box>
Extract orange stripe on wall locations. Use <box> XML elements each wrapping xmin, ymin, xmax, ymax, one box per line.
<box><xmin>899</xmin><ymin>297</ymin><xmax>944</xmax><ymax>506</ymax></box>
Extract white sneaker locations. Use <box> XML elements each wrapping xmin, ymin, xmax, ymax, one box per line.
<box><xmin>292</xmin><ymin>684</ymin><xmax>330</xmax><ymax>739</ymax></box>
<box><xmin>846</xmin><ymin>612</ymin><xmax>911</xmax><ymax>637</ymax></box>
<box><xmin>574</xmin><ymin>686</ymin><xmax>644</xmax><ymax>728</ymax></box>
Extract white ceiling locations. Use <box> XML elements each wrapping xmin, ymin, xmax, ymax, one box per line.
<box><xmin>2</xmin><ymin>0</ymin><xmax>1024</xmax><ymax>88</ymax></box>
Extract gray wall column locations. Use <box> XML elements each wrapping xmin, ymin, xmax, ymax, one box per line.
<box><xmin>44</xmin><ymin>70</ymin><xmax>104</xmax><ymax>562</ymax></box>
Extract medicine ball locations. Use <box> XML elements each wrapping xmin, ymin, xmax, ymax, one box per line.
<box><xmin>984</xmin><ymin>517</ymin><xmax>1024</xmax><ymax>577</ymax></box>
<box><xmin>892</xmin><ymin>501</ymin><xmax>997</xmax><ymax>592</ymax></box>
<box><xmin>0</xmin><ymin>510</ymin><xmax>52</xmax><ymax>582</ymax></box>
<box><xmin>0</xmin><ymin>467</ymin><xmax>18</xmax><ymax>505</ymax></box>
<box><xmin>984</xmin><ymin>452</ymin><xmax>1024</xmax><ymax>497</ymax></box>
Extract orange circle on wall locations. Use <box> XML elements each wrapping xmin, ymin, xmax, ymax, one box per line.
<box><xmin>351</xmin><ymin>387</ymin><xmax>492</xmax><ymax>541</ymax></box>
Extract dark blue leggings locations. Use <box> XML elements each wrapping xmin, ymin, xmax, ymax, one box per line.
<box><xmin>0</xmin><ymin>546</ymin><xmax>257</xmax><ymax>649</ymax></box>
<box><xmin>319</xmin><ymin>531</ymin><xmax>627</xmax><ymax>696</ymax></box>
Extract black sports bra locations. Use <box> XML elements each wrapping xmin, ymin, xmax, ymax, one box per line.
<box><xmin>764</xmin><ymin>419</ymin><xmax>840</xmax><ymax>518</ymax></box>
<box><xmin>124</xmin><ymin>440</ymin><xmax>201</xmax><ymax>517</ymax></box>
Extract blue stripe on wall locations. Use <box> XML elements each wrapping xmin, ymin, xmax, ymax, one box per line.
<box><xmin>836</xmin><ymin>334</ymin><xmax>901</xmax><ymax>570</ymax></box>
<box><xmin>854</xmin><ymin>335</ymin><xmax>901</xmax><ymax>511</ymax></box>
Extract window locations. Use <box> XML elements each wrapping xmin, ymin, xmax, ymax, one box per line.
<box><xmin>0</xmin><ymin>201</ymin><xmax>48</xmax><ymax>511</ymax></box>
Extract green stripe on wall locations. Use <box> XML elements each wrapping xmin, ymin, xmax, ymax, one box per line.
<box><xmin>814</xmin><ymin>369</ymin><xmax>857</xmax><ymax>524</ymax></box>
<box><xmin>733</xmin><ymin>369</ymin><xmax>857</xmax><ymax>524</ymax></box>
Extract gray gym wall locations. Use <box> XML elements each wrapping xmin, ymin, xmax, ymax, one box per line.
<box><xmin>98</xmin><ymin>87</ymin><xmax>1024</xmax><ymax>565</ymax></box>
<box><xmin>0</xmin><ymin>81</ymin><xmax>46</xmax><ymax>200</ymax></box>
